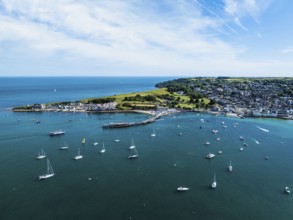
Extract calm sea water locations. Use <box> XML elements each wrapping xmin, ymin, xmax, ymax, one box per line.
<box><xmin>1</xmin><ymin>77</ymin><xmax>293</xmax><ymax>220</ymax></box>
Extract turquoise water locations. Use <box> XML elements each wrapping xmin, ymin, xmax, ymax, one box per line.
<box><xmin>1</xmin><ymin>77</ymin><xmax>293</xmax><ymax>220</ymax></box>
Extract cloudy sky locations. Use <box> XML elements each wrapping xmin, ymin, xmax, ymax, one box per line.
<box><xmin>0</xmin><ymin>0</ymin><xmax>292</xmax><ymax>77</ymax></box>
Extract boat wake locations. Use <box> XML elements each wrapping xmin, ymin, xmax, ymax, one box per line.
<box><xmin>256</xmin><ymin>126</ymin><xmax>270</xmax><ymax>133</ymax></box>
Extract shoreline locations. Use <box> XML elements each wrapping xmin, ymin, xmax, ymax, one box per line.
<box><xmin>10</xmin><ymin>108</ymin><xmax>293</xmax><ymax>120</ymax></box>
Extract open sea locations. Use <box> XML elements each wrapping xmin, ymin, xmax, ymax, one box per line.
<box><xmin>1</xmin><ymin>77</ymin><xmax>293</xmax><ymax>220</ymax></box>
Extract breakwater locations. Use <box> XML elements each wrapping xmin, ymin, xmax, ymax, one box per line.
<box><xmin>102</xmin><ymin>114</ymin><xmax>162</xmax><ymax>128</ymax></box>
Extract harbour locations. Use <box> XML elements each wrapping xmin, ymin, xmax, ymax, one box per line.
<box><xmin>1</xmin><ymin>77</ymin><xmax>293</xmax><ymax>220</ymax></box>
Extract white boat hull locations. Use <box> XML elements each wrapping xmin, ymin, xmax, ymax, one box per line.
<box><xmin>39</xmin><ymin>173</ymin><xmax>54</xmax><ymax>180</ymax></box>
<box><xmin>177</xmin><ymin>187</ymin><xmax>189</xmax><ymax>191</ymax></box>
<box><xmin>74</xmin><ymin>155</ymin><xmax>83</xmax><ymax>160</ymax></box>
<box><xmin>128</xmin><ymin>155</ymin><xmax>138</xmax><ymax>159</ymax></box>
<box><xmin>206</xmin><ymin>153</ymin><xmax>215</xmax><ymax>159</ymax></box>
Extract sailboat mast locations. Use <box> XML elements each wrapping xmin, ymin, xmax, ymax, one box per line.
<box><xmin>47</xmin><ymin>159</ymin><xmax>50</xmax><ymax>174</ymax></box>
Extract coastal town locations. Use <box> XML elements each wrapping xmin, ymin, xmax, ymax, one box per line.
<box><xmin>156</xmin><ymin>77</ymin><xmax>293</xmax><ymax>119</ymax></box>
<box><xmin>12</xmin><ymin>77</ymin><xmax>293</xmax><ymax>119</ymax></box>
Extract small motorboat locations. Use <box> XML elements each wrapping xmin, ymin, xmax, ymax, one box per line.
<box><xmin>206</xmin><ymin>153</ymin><xmax>215</xmax><ymax>159</ymax></box>
<box><xmin>228</xmin><ymin>161</ymin><xmax>232</xmax><ymax>172</ymax></box>
<box><xmin>177</xmin><ymin>186</ymin><xmax>189</xmax><ymax>192</ymax></box>
<box><xmin>285</xmin><ymin>186</ymin><xmax>290</xmax><ymax>194</ymax></box>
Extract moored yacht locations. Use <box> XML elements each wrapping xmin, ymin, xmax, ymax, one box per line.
<box><xmin>93</xmin><ymin>139</ymin><xmax>98</xmax><ymax>146</ymax></box>
<box><xmin>128</xmin><ymin>147</ymin><xmax>139</xmax><ymax>159</ymax></box>
<box><xmin>228</xmin><ymin>161</ymin><xmax>232</xmax><ymax>172</ymax></box>
<box><xmin>36</xmin><ymin>149</ymin><xmax>46</xmax><ymax>159</ymax></box>
<box><xmin>49</xmin><ymin>129</ymin><xmax>65</xmax><ymax>136</ymax></box>
<box><xmin>39</xmin><ymin>159</ymin><xmax>55</xmax><ymax>180</ymax></box>
<box><xmin>74</xmin><ymin>148</ymin><xmax>83</xmax><ymax>160</ymax></box>
<box><xmin>206</xmin><ymin>153</ymin><xmax>215</xmax><ymax>159</ymax></box>
<box><xmin>211</xmin><ymin>173</ymin><xmax>217</xmax><ymax>188</ymax></box>
<box><xmin>151</xmin><ymin>127</ymin><xmax>156</xmax><ymax>137</ymax></box>
<box><xmin>129</xmin><ymin>138</ymin><xmax>135</xmax><ymax>150</ymax></box>
<box><xmin>100</xmin><ymin>143</ymin><xmax>106</xmax><ymax>154</ymax></box>
<box><xmin>177</xmin><ymin>186</ymin><xmax>189</xmax><ymax>191</ymax></box>
<box><xmin>212</xmin><ymin>129</ymin><xmax>218</xmax><ymax>134</ymax></box>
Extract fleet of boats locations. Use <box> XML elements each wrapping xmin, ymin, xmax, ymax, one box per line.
<box><xmin>41</xmin><ymin>122</ymin><xmax>290</xmax><ymax>196</ymax></box>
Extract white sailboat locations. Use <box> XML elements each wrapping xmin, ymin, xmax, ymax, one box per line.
<box><xmin>36</xmin><ymin>149</ymin><xmax>46</xmax><ymax>159</ymax></box>
<box><xmin>93</xmin><ymin>139</ymin><xmax>98</xmax><ymax>146</ymax></box>
<box><xmin>211</xmin><ymin>173</ymin><xmax>217</xmax><ymax>189</ymax></box>
<box><xmin>81</xmin><ymin>137</ymin><xmax>86</xmax><ymax>144</ymax></box>
<box><xmin>74</xmin><ymin>148</ymin><xmax>83</xmax><ymax>160</ymax></box>
<box><xmin>151</xmin><ymin>127</ymin><xmax>156</xmax><ymax>137</ymax></box>
<box><xmin>128</xmin><ymin>147</ymin><xmax>139</xmax><ymax>159</ymax></box>
<box><xmin>59</xmin><ymin>141</ymin><xmax>69</xmax><ymax>150</ymax></box>
<box><xmin>228</xmin><ymin>161</ymin><xmax>232</xmax><ymax>172</ymax></box>
<box><xmin>129</xmin><ymin>138</ymin><xmax>135</xmax><ymax>150</ymax></box>
<box><xmin>39</xmin><ymin>159</ymin><xmax>55</xmax><ymax>180</ymax></box>
<box><xmin>100</xmin><ymin>143</ymin><xmax>106</xmax><ymax>154</ymax></box>
<box><xmin>177</xmin><ymin>186</ymin><xmax>189</xmax><ymax>191</ymax></box>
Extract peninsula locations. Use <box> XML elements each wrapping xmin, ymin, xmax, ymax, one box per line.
<box><xmin>12</xmin><ymin>77</ymin><xmax>293</xmax><ymax>119</ymax></box>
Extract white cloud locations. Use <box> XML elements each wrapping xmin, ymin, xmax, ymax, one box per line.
<box><xmin>0</xmin><ymin>0</ymin><xmax>289</xmax><ymax>76</ymax></box>
<box><xmin>224</xmin><ymin>0</ymin><xmax>239</xmax><ymax>15</ymax></box>
<box><xmin>224</xmin><ymin>0</ymin><xmax>272</xmax><ymax>22</ymax></box>
<box><xmin>281</xmin><ymin>48</ymin><xmax>293</xmax><ymax>54</ymax></box>
<box><xmin>234</xmin><ymin>17</ymin><xmax>248</xmax><ymax>31</ymax></box>
<box><xmin>0</xmin><ymin>1</ymin><xmax>240</xmax><ymax>69</ymax></box>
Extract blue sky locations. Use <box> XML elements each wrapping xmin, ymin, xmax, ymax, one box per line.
<box><xmin>0</xmin><ymin>0</ymin><xmax>292</xmax><ymax>77</ymax></box>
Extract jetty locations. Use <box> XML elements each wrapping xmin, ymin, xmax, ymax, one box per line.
<box><xmin>103</xmin><ymin>113</ymin><xmax>163</xmax><ymax>129</ymax></box>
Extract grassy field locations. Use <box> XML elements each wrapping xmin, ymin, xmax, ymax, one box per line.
<box><xmin>81</xmin><ymin>88</ymin><xmax>209</xmax><ymax>110</ymax></box>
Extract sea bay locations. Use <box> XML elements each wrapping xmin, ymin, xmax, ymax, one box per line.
<box><xmin>1</xmin><ymin>77</ymin><xmax>293</xmax><ymax>220</ymax></box>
